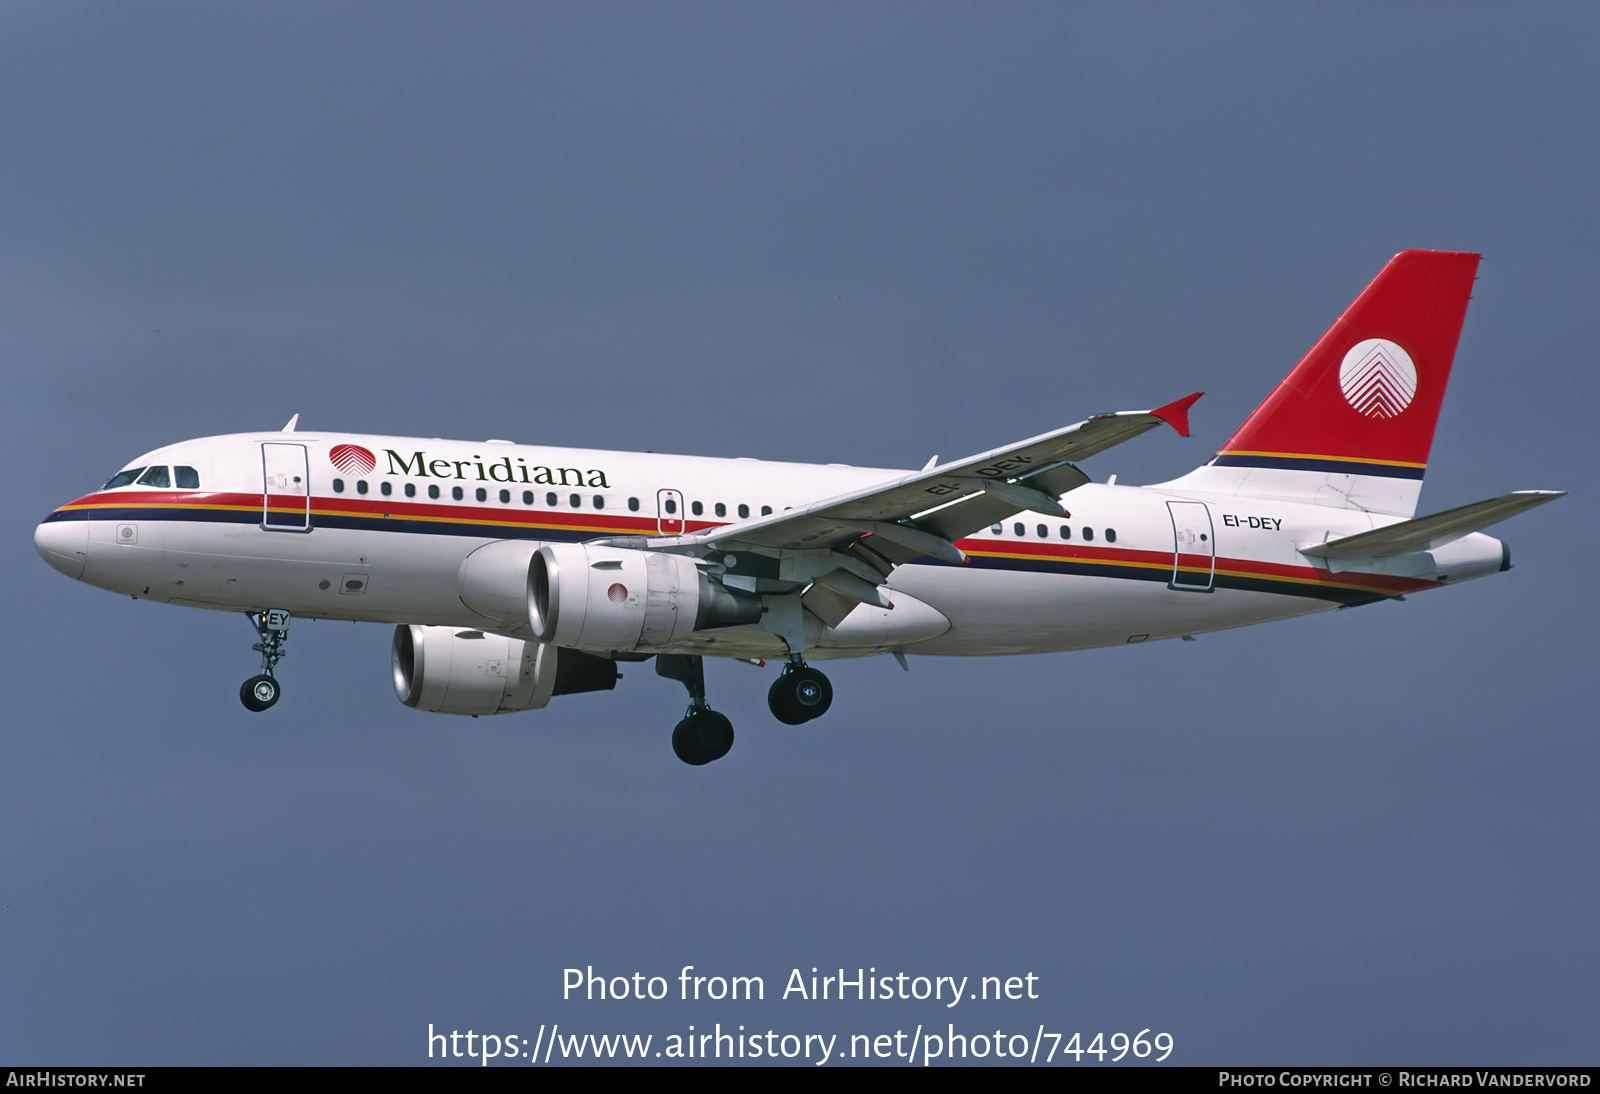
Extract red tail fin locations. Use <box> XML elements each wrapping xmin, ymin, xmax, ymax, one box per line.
<box><xmin>1215</xmin><ymin>250</ymin><xmax>1479</xmax><ymax>477</ymax></box>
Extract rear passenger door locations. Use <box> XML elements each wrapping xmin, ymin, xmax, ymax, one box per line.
<box><xmin>1166</xmin><ymin>501</ymin><xmax>1214</xmax><ymax>591</ymax></box>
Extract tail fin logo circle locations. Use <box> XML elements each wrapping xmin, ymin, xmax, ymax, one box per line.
<box><xmin>1339</xmin><ymin>339</ymin><xmax>1417</xmax><ymax>419</ymax></box>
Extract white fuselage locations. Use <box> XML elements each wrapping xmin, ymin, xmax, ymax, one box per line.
<box><xmin>36</xmin><ymin>431</ymin><xmax>1505</xmax><ymax>661</ymax></box>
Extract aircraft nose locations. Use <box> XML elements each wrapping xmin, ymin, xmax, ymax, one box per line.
<box><xmin>35</xmin><ymin>512</ymin><xmax>89</xmax><ymax>580</ymax></box>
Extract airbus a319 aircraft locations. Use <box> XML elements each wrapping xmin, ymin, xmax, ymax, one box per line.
<box><xmin>35</xmin><ymin>251</ymin><xmax>1562</xmax><ymax>764</ymax></box>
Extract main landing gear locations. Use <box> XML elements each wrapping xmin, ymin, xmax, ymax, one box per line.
<box><xmin>654</xmin><ymin>653</ymin><xmax>835</xmax><ymax>765</ymax></box>
<box><xmin>768</xmin><ymin>660</ymin><xmax>833</xmax><ymax>725</ymax></box>
<box><xmin>240</xmin><ymin>609</ymin><xmax>290</xmax><ymax>712</ymax></box>
<box><xmin>657</xmin><ymin>654</ymin><xmax>733</xmax><ymax>766</ymax></box>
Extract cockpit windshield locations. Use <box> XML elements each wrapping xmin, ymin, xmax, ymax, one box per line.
<box><xmin>102</xmin><ymin>465</ymin><xmax>200</xmax><ymax>490</ymax></box>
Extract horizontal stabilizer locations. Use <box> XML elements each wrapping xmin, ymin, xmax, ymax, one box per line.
<box><xmin>1301</xmin><ymin>491</ymin><xmax>1565</xmax><ymax>560</ymax></box>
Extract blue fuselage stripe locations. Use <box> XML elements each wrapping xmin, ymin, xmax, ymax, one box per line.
<box><xmin>1211</xmin><ymin>454</ymin><xmax>1426</xmax><ymax>480</ymax></box>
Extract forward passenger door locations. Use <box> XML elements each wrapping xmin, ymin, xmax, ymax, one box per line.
<box><xmin>261</xmin><ymin>443</ymin><xmax>312</xmax><ymax>532</ymax></box>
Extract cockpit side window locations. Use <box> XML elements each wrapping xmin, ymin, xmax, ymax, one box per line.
<box><xmin>104</xmin><ymin>467</ymin><xmax>146</xmax><ymax>489</ymax></box>
<box><xmin>174</xmin><ymin>466</ymin><xmax>200</xmax><ymax>489</ymax></box>
<box><xmin>136</xmin><ymin>466</ymin><xmax>171</xmax><ymax>488</ymax></box>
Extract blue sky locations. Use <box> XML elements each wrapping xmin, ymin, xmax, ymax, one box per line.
<box><xmin>3</xmin><ymin>2</ymin><xmax>1594</xmax><ymax>1065</ymax></box>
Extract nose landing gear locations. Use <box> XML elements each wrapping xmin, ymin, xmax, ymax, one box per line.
<box><xmin>240</xmin><ymin>609</ymin><xmax>290</xmax><ymax>712</ymax></box>
<box><xmin>657</xmin><ymin>654</ymin><xmax>734</xmax><ymax>765</ymax></box>
<box><xmin>767</xmin><ymin>660</ymin><xmax>833</xmax><ymax>725</ymax></box>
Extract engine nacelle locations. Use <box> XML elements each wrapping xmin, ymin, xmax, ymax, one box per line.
<box><xmin>528</xmin><ymin>543</ymin><xmax>762</xmax><ymax>653</ymax></box>
<box><xmin>391</xmin><ymin>625</ymin><xmax>618</xmax><ymax>716</ymax></box>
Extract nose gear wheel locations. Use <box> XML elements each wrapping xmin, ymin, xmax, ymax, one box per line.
<box><xmin>240</xmin><ymin>674</ymin><xmax>280</xmax><ymax>711</ymax></box>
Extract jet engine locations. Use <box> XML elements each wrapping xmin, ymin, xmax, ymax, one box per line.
<box><xmin>528</xmin><ymin>543</ymin><xmax>762</xmax><ymax>653</ymax></box>
<box><xmin>391</xmin><ymin>625</ymin><xmax>618</xmax><ymax>716</ymax></box>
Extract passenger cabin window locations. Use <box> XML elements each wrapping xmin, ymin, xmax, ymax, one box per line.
<box><xmin>691</xmin><ymin>501</ymin><xmax>704</xmax><ymax>516</ymax></box>
<box><xmin>738</xmin><ymin>504</ymin><xmax>749</xmax><ymax>519</ymax></box>
<box><xmin>1013</xmin><ymin>522</ymin><xmax>1025</xmax><ymax>536</ymax></box>
<box><xmin>452</xmin><ymin>486</ymin><xmax>464</xmax><ymax>501</ymax></box>
<box><xmin>476</xmin><ymin>488</ymin><xmax>488</xmax><ymax>502</ymax></box>
<box><xmin>523</xmin><ymin>491</ymin><xmax>534</xmax><ymax>505</ymax></box>
<box><xmin>991</xmin><ymin>523</ymin><xmax>1003</xmax><ymax>534</ymax></box>
<box><xmin>137</xmin><ymin>466</ymin><xmax>170</xmax><ymax>488</ymax></box>
<box><xmin>569</xmin><ymin>494</ymin><xmax>580</xmax><ymax>507</ymax></box>
<box><xmin>665</xmin><ymin>499</ymin><xmax>678</xmax><ymax>514</ymax></box>
<box><xmin>332</xmin><ymin>479</ymin><xmax>345</xmax><ymax>493</ymax></box>
<box><xmin>761</xmin><ymin>506</ymin><xmax>772</xmax><ymax>516</ymax></box>
<box><xmin>1083</xmin><ymin>527</ymin><xmax>1094</xmax><ymax>541</ymax></box>
<box><xmin>175</xmin><ymin>466</ymin><xmax>200</xmax><ymax>489</ymax></box>
<box><xmin>1105</xmin><ymin>528</ymin><xmax>1117</xmax><ymax>543</ymax></box>
<box><xmin>499</xmin><ymin>489</ymin><xmax>510</xmax><ymax>503</ymax></box>
<box><xmin>714</xmin><ymin>502</ymin><xmax>726</xmax><ymax>518</ymax></box>
<box><xmin>381</xmin><ymin>481</ymin><xmax>392</xmax><ymax>496</ymax></box>
<box><xmin>547</xmin><ymin>492</ymin><xmax>558</xmax><ymax>506</ymax></box>
<box><xmin>429</xmin><ymin>485</ymin><xmax>440</xmax><ymax>499</ymax></box>
<box><xmin>1060</xmin><ymin>526</ymin><xmax>1070</xmax><ymax>539</ymax></box>
<box><xmin>357</xmin><ymin>481</ymin><xmax>369</xmax><ymax>495</ymax></box>
<box><xmin>405</xmin><ymin>483</ymin><xmax>416</xmax><ymax>498</ymax></box>
<box><xmin>593</xmin><ymin>496</ymin><xmax>604</xmax><ymax>509</ymax></box>
<box><xmin>628</xmin><ymin>497</ymin><xmax>640</xmax><ymax>512</ymax></box>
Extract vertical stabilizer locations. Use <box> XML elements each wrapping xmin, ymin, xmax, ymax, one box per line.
<box><xmin>1159</xmin><ymin>250</ymin><xmax>1480</xmax><ymax>515</ymax></box>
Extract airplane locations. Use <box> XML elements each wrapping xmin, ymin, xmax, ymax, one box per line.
<box><xmin>34</xmin><ymin>250</ymin><xmax>1563</xmax><ymax>765</ymax></box>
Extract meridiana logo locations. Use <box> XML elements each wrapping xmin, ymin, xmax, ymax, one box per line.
<box><xmin>325</xmin><ymin>444</ymin><xmax>613</xmax><ymax>487</ymax></box>
<box><xmin>1338</xmin><ymin>339</ymin><xmax>1417</xmax><ymax>419</ymax></box>
<box><xmin>329</xmin><ymin>444</ymin><xmax>377</xmax><ymax>475</ymax></box>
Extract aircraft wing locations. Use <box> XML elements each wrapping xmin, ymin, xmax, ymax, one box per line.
<box><xmin>673</xmin><ymin>393</ymin><xmax>1202</xmax><ymax>566</ymax></box>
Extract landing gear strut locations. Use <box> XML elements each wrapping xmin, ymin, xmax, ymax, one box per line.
<box><xmin>657</xmin><ymin>654</ymin><xmax>734</xmax><ymax>765</ymax></box>
<box><xmin>767</xmin><ymin>660</ymin><xmax>833</xmax><ymax>725</ymax></box>
<box><xmin>240</xmin><ymin>609</ymin><xmax>290</xmax><ymax>712</ymax></box>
